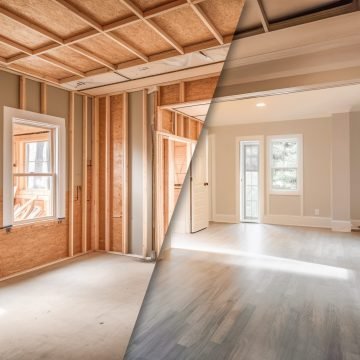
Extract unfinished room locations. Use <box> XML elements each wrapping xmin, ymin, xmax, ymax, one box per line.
<box><xmin>125</xmin><ymin>2</ymin><xmax>360</xmax><ymax>359</ymax></box>
<box><xmin>0</xmin><ymin>0</ymin><xmax>245</xmax><ymax>359</ymax></box>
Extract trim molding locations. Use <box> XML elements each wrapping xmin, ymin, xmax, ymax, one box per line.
<box><xmin>352</xmin><ymin>219</ymin><xmax>360</xmax><ymax>229</ymax></box>
<box><xmin>264</xmin><ymin>215</ymin><xmax>331</xmax><ymax>228</ymax></box>
<box><xmin>213</xmin><ymin>213</ymin><xmax>237</xmax><ymax>223</ymax></box>
<box><xmin>332</xmin><ymin>220</ymin><xmax>352</xmax><ymax>232</ymax></box>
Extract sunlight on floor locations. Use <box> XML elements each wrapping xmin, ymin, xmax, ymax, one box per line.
<box><xmin>172</xmin><ymin>241</ymin><xmax>351</xmax><ymax>280</ymax></box>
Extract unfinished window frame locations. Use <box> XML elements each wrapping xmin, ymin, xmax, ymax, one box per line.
<box><xmin>3</xmin><ymin>107</ymin><xmax>66</xmax><ymax>227</ymax></box>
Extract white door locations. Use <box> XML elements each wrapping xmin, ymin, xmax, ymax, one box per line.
<box><xmin>240</xmin><ymin>141</ymin><xmax>260</xmax><ymax>222</ymax></box>
<box><xmin>191</xmin><ymin>134</ymin><xmax>209</xmax><ymax>232</ymax></box>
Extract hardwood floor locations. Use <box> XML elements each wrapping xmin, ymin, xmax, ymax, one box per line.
<box><xmin>125</xmin><ymin>223</ymin><xmax>360</xmax><ymax>360</ymax></box>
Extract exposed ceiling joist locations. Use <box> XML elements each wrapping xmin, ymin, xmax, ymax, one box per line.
<box><xmin>38</xmin><ymin>54</ymin><xmax>85</xmax><ymax>77</ymax></box>
<box><xmin>255</xmin><ymin>0</ymin><xmax>269</xmax><ymax>32</ymax></box>
<box><xmin>120</xmin><ymin>0</ymin><xmax>185</xmax><ymax>54</ymax></box>
<box><xmin>6</xmin><ymin>64</ymin><xmax>60</xmax><ymax>85</ymax></box>
<box><xmin>0</xmin><ymin>35</ymin><xmax>33</xmax><ymax>55</ymax></box>
<box><xmin>187</xmin><ymin>0</ymin><xmax>224</xmax><ymax>44</ymax></box>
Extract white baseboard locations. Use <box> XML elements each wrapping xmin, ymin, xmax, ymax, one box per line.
<box><xmin>332</xmin><ymin>220</ymin><xmax>352</xmax><ymax>232</ymax></box>
<box><xmin>213</xmin><ymin>213</ymin><xmax>237</xmax><ymax>223</ymax></box>
<box><xmin>352</xmin><ymin>219</ymin><xmax>360</xmax><ymax>229</ymax></box>
<box><xmin>263</xmin><ymin>215</ymin><xmax>331</xmax><ymax>229</ymax></box>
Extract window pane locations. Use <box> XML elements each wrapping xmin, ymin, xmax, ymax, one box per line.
<box><xmin>26</xmin><ymin>141</ymin><xmax>50</xmax><ymax>173</ymax></box>
<box><xmin>272</xmin><ymin>168</ymin><xmax>297</xmax><ymax>191</ymax></box>
<box><xmin>271</xmin><ymin>139</ymin><xmax>297</xmax><ymax>168</ymax></box>
<box><xmin>13</xmin><ymin>175</ymin><xmax>53</xmax><ymax>222</ymax></box>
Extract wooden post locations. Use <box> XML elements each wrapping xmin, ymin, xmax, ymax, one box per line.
<box><xmin>19</xmin><ymin>76</ymin><xmax>26</xmax><ymax>110</ymax></box>
<box><xmin>92</xmin><ymin>97</ymin><xmax>99</xmax><ymax>250</ymax></box>
<box><xmin>105</xmin><ymin>96</ymin><xmax>111</xmax><ymax>251</ymax></box>
<box><xmin>68</xmin><ymin>92</ymin><xmax>75</xmax><ymax>257</ymax></box>
<box><xmin>122</xmin><ymin>92</ymin><xmax>129</xmax><ymax>254</ymax></box>
<box><xmin>40</xmin><ymin>83</ymin><xmax>47</xmax><ymax>114</ymax></box>
<box><xmin>81</xmin><ymin>96</ymin><xmax>88</xmax><ymax>253</ymax></box>
<box><xmin>142</xmin><ymin>90</ymin><xmax>148</xmax><ymax>258</ymax></box>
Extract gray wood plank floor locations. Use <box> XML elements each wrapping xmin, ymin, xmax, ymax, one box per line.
<box><xmin>125</xmin><ymin>223</ymin><xmax>360</xmax><ymax>360</ymax></box>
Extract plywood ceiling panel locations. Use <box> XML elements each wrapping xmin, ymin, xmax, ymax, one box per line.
<box><xmin>114</xmin><ymin>21</ymin><xmax>173</xmax><ymax>56</ymax></box>
<box><xmin>235</xmin><ymin>0</ymin><xmax>262</xmax><ymax>32</ymax></box>
<box><xmin>77</xmin><ymin>35</ymin><xmax>138</xmax><ymax>64</ymax></box>
<box><xmin>132</xmin><ymin>0</ymin><xmax>174</xmax><ymax>11</ymax></box>
<box><xmin>15</xmin><ymin>56</ymin><xmax>71</xmax><ymax>79</ymax></box>
<box><xmin>0</xmin><ymin>0</ymin><xmax>90</xmax><ymax>39</ymax></box>
<box><xmin>0</xmin><ymin>43</ymin><xmax>20</xmax><ymax>58</ymax></box>
<box><xmin>47</xmin><ymin>47</ymin><xmax>101</xmax><ymax>72</ymax></box>
<box><xmin>153</xmin><ymin>7</ymin><xmax>213</xmax><ymax>47</ymax></box>
<box><xmin>201</xmin><ymin>0</ymin><xmax>245</xmax><ymax>35</ymax></box>
<box><xmin>65</xmin><ymin>0</ymin><xmax>133</xmax><ymax>25</ymax></box>
<box><xmin>0</xmin><ymin>14</ymin><xmax>50</xmax><ymax>49</ymax></box>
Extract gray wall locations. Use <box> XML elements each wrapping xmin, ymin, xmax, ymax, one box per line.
<box><xmin>350</xmin><ymin>112</ymin><xmax>360</xmax><ymax>220</ymax></box>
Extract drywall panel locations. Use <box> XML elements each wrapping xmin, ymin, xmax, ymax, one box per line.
<box><xmin>350</xmin><ymin>112</ymin><xmax>360</xmax><ymax>220</ymax></box>
<box><xmin>128</xmin><ymin>91</ymin><xmax>145</xmax><ymax>256</ymax></box>
<box><xmin>269</xmin><ymin>195</ymin><xmax>301</xmax><ymax>216</ymax></box>
<box><xmin>208</xmin><ymin>117</ymin><xmax>332</xmax><ymax>218</ymax></box>
<box><xmin>26</xmin><ymin>79</ymin><xmax>41</xmax><ymax>114</ymax></box>
<box><xmin>74</xmin><ymin>94</ymin><xmax>83</xmax><ymax>186</ymax></box>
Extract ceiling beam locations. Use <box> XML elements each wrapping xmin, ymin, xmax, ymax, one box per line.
<box><xmin>187</xmin><ymin>1</ymin><xmax>223</xmax><ymax>44</ymax></box>
<box><xmin>0</xmin><ymin>35</ymin><xmax>33</xmax><ymax>55</ymax></box>
<box><xmin>52</xmin><ymin>0</ymin><xmax>148</xmax><ymax>61</ymax></box>
<box><xmin>120</xmin><ymin>0</ymin><xmax>185</xmax><ymax>54</ymax></box>
<box><xmin>38</xmin><ymin>54</ymin><xmax>85</xmax><ymax>77</ymax></box>
<box><xmin>6</xmin><ymin>64</ymin><xmax>60</xmax><ymax>85</ymax></box>
<box><xmin>254</xmin><ymin>0</ymin><xmax>269</xmax><ymax>32</ymax></box>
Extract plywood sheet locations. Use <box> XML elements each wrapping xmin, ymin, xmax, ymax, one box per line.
<box><xmin>16</xmin><ymin>57</ymin><xmax>72</xmax><ymax>79</ymax></box>
<box><xmin>189</xmin><ymin>119</ymin><xmax>198</xmax><ymax>140</ymax></box>
<box><xmin>15</xmin><ymin>56</ymin><xmax>71</xmax><ymax>79</ymax></box>
<box><xmin>0</xmin><ymin>14</ymin><xmax>50</xmax><ymax>49</ymax></box>
<box><xmin>133</xmin><ymin>0</ymin><xmax>175</xmax><ymax>11</ymax></box>
<box><xmin>184</xmin><ymin>76</ymin><xmax>219</xmax><ymax>102</ymax></box>
<box><xmin>0</xmin><ymin>0</ymin><xmax>89</xmax><ymax>38</ymax></box>
<box><xmin>161</xmin><ymin>109</ymin><xmax>174</xmax><ymax>133</ymax></box>
<box><xmin>77</xmin><ymin>34</ymin><xmax>137</xmax><ymax>64</ymax></box>
<box><xmin>66</xmin><ymin>0</ymin><xmax>133</xmax><ymax>25</ymax></box>
<box><xmin>48</xmin><ymin>47</ymin><xmax>100</xmax><ymax>73</ymax></box>
<box><xmin>160</xmin><ymin>83</ymin><xmax>180</xmax><ymax>105</ymax></box>
<box><xmin>201</xmin><ymin>0</ymin><xmax>245</xmax><ymax>35</ymax></box>
<box><xmin>153</xmin><ymin>7</ymin><xmax>213</xmax><ymax>47</ymax></box>
<box><xmin>114</xmin><ymin>21</ymin><xmax>172</xmax><ymax>56</ymax></box>
<box><xmin>0</xmin><ymin>43</ymin><xmax>20</xmax><ymax>58</ymax></box>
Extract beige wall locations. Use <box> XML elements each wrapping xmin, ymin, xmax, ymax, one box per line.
<box><xmin>350</xmin><ymin>112</ymin><xmax>360</xmax><ymax>220</ymax></box>
<box><xmin>208</xmin><ymin>117</ymin><xmax>332</xmax><ymax>219</ymax></box>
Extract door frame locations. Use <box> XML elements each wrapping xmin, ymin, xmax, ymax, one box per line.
<box><xmin>236</xmin><ymin>136</ymin><xmax>265</xmax><ymax>224</ymax></box>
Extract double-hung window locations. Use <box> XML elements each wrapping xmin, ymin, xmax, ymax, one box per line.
<box><xmin>3</xmin><ymin>107</ymin><xmax>66</xmax><ymax>227</ymax></box>
<box><xmin>268</xmin><ymin>135</ymin><xmax>303</xmax><ymax>195</ymax></box>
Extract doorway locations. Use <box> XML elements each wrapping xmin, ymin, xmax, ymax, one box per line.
<box><xmin>240</xmin><ymin>140</ymin><xmax>260</xmax><ymax>223</ymax></box>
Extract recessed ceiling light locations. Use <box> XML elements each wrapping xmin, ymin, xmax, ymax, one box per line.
<box><xmin>256</xmin><ymin>102</ymin><xmax>266</xmax><ymax>108</ymax></box>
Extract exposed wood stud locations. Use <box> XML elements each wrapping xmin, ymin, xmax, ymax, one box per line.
<box><xmin>19</xmin><ymin>76</ymin><xmax>26</xmax><ymax>110</ymax></box>
<box><xmin>120</xmin><ymin>0</ymin><xmax>185</xmax><ymax>54</ymax></box>
<box><xmin>255</xmin><ymin>0</ymin><xmax>269</xmax><ymax>32</ymax></box>
<box><xmin>105</xmin><ymin>96</ymin><xmax>111</xmax><ymax>252</ymax></box>
<box><xmin>40</xmin><ymin>83</ymin><xmax>47</xmax><ymax>114</ymax></box>
<box><xmin>187</xmin><ymin>1</ymin><xmax>224</xmax><ymax>44</ymax></box>
<box><xmin>142</xmin><ymin>90</ymin><xmax>148</xmax><ymax>257</ymax></box>
<box><xmin>92</xmin><ymin>97</ymin><xmax>100</xmax><ymax>251</ymax></box>
<box><xmin>82</xmin><ymin>96</ymin><xmax>88</xmax><ymax>253</ymax></box>
<box><xmin>68</xmin><ymin>92</ymin><xmax>75</xmax><ymax>258</ymax></box>
<box><xmin>122</xmin><ymin>92</ymin><xmax>129</xmax><ymax>254</ymax></box>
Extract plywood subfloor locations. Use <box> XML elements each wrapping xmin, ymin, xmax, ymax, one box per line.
<box><xmin>0</xmin><ymin>253</ymin><xmax>154</xmax><ymax>360</ymax></box>
<box><xmin>126</xmin><ymin>223</ymin><xmax>360</xmax><ymax>359</ymax></box>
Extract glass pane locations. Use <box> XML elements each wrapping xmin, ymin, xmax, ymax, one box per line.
<box><xmin>271</xmin><ymin>139</ymin><xmax>297</xmax><ymax>168</ymax></box>
<box><xmin>26</xmin><ymin>141</ymin><xmax>50</xmax><ymax>173</ymax></box>
<box><xmin>13</xmin><ymin>175</ymin><xmax>53</xmax><ymax>222</ymax></box>
<box><xmin>272</xmin><ymin>168</ymin><xmax>297</xmax><ymax>191</ymax></box>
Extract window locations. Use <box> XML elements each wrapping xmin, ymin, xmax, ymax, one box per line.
<box><xmin>268</xmin><ymin>135</ymin><xmax>302</xmax><ymax>194</ymax></box>
<box><xmin>12</xmin><ymin>123</ymin><xmax>55</xmax><ymax>223</ymax></box>
<box><xmin>3</xmin><ymin>107</ymin><xmax>66</xmax><ymax>227</ymax></box>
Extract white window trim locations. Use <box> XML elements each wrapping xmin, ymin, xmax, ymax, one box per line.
<box><xmin>3</xmin><ymin>107</ymin><xmax>66</xmax><ymax>227</ymax></box>
<box><xmin>267</xmin><ymin>134</ymin><xmax>303</xmax><ymax>196</ymax></box>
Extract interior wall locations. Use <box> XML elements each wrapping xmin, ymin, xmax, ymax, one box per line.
<box><xmin>0</xmin><ymin>70</ymin><xmax>91</xmax><ymax>278</ymax></box>
<box><xmin>350</xmin><ymin>112</ymin><xmax>360</xmax><ymax>221</ymax></box>
<box><xmin>208</xmin><ymin>117</ymin><xmax>332</xmax><ymax>220</ymax></box>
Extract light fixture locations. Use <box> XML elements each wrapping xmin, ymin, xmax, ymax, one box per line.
<box><xmin>256</xmin><ymin>102</ymin><xmax>266</xmax><ymax>108</ymax></box>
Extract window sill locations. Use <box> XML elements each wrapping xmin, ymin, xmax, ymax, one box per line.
<box><xmin>12</xmin><ymin>217</ymin><xmax>62</xmax><ymax>229</ymax></box>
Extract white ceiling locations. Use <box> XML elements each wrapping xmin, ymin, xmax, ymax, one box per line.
<box><xmin>176</xmin><ymin>83</ymin><xmax>360</xmax><ymax>126</ymax></box>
